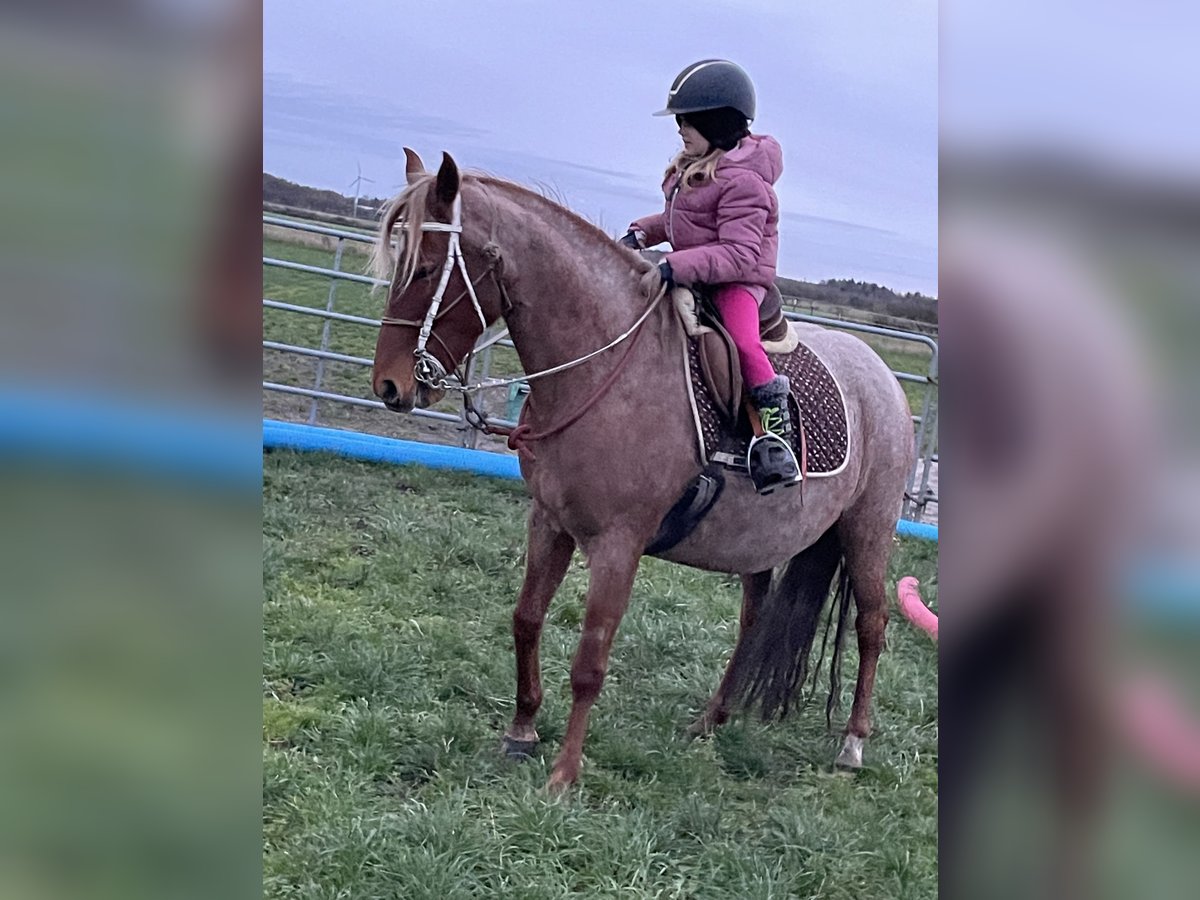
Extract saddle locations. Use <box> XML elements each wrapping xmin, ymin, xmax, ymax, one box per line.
<box><xmin>644</xmin><ymin>281</ymin><xmax>851</xmax><ymax>557</ymax></box>
<box><xmin>677</xmin><ymin>285</ymin><xmax>850</xmax><ymax>478</ymax></box>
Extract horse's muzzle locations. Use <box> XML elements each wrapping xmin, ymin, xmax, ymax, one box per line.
<box><xmin>375</xmin><ymin>378</ymin><xmax>413</xmax><ymax>413</ymax></box>
<box><xmin>374</xmin><ymin>378</ymin><xmax>443</xmax><ymax>413</ymax></box>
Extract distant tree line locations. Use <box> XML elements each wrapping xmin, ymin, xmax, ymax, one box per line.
<box><xmin>263</xmin><ymin>173</ymin><xmax>388</xmax><ymax>219</ymax></box>
<box><xmin>263</xmin><ymin>172</ymin><xmax>937</xmax><ymax>328</ymax></box>
<box><xmin>777</xmin><ymin>276</ymin><xmax>937</xmax><ymax>326</ymax></box>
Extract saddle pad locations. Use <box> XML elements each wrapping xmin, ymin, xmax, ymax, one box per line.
<box><xmin>686</xmin><ymin>335</ymin><xmax>851</xmax><ymax>478</ymax></box>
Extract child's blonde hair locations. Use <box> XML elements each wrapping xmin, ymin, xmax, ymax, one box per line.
<box><xmin>665</xmin><ymin>146</ymin><xmax>727</xmax><ymax>191</ymax></box>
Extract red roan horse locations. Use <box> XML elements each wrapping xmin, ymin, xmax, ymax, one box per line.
<box><xmin>370</xmin><ymin>150</ymin><xmax>914</xmax><ymax>792</ymax></box>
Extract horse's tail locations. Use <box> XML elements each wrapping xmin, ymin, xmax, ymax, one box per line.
<box><xmin>727</xmin><ymin>526</ymin><xmax>854</xmax><ymax>723</ymax></box>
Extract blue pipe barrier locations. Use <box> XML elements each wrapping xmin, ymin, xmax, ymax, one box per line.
<box><xmin>263</xmin><ymin>419</ymin><xmax>939</xmax><ymax>543</ymax></box>
<box><xmin>0</xmin><ymin>387</ymin><xmax>260</xmax><ymax>489</ymax></box>
<box><xmin>895</xmin><ymin>518</ymin><xmax>939</xmax><ymax>542</ymax></box>
<box><xmin>263</xmin><ymin>419</ymin><xmax>523</xmax><ymax>480</ymax></box>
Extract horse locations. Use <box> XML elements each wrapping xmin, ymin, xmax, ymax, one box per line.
<box><xmin>368</xmin><ymin>149</ymin><xmax>915</xmax><ymax>793</ymax></box>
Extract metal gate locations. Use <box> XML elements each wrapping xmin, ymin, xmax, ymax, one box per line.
<box><xmin>263</xmin><ymin>212</ymin><xmax>938</xmax><ymax>522</ymax></box>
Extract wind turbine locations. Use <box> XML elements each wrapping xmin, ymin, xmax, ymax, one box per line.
<box><xmin>347</xmin><ymin>161</ymin><xmax>375</xmax><ymax>218</ymax></box>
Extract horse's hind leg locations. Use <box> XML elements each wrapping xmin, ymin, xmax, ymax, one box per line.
<box><xmin>689</xmin><ymin>570</ymin><xmax>772</xmax><ymax>735</ymax></box>
<box><xmin>834</xmin><ymin>513</ymin><xmax>896</xmax><ymax>769</ymax></box>
<box><xmin>502</xmin><ymin>503</ymin><xmax>575</xmax><ymax>759</ymax></box>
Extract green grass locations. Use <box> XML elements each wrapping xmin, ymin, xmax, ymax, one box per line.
<box><xmin>263</xmin><ymin>452</ymin><xmax>938</xmax><ymax>898</ymax></box>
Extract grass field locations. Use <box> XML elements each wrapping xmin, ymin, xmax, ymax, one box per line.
<box><xmin>262</xmin><ymin>234</ymin><xmax>939</xmax><ymax>453</ymax></box>
<box><xmin>263</xmin><ymin>452</ymin><xmax>938</xmax><ymax>898</ymax></box>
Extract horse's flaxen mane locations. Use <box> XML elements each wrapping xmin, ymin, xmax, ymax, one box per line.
<box><xmin>367</xmin><ymin>170</ymin><xmax>646</xmax><ymax>293</ymax></box>
<box><xmin>367</xmin><ymin>173</ymin><xmax>435</xmax><ymax>289</ymax></box>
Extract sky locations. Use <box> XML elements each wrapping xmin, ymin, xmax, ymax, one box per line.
<box><xmin>263</xmin><ymin>1</ymin><xmax>938</xmax><ymax>296</ymax></box>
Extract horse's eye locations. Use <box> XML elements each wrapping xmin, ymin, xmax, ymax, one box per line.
<box><xmin>413</xmin><ymin>266</ymin><xmax>433</xmax><ymax>281</ymax></box>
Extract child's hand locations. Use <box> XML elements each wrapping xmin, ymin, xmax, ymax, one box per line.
<box><xmin>639</xmin><ymin>260</ymin><xmax>674</xmax><ymax>298</ymax></box>
<box><xmin>657</xmin><ymin>260</ymin><xmax>675</xmax><ymax>287</ymax></box>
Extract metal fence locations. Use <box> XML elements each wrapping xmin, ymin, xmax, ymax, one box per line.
<box><xmin>263</xmin><ymin>212</ymin><xmax>938</xmax><ymax>522</ymax></box>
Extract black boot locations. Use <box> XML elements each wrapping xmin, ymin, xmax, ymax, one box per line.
<box><xmin>747</xmin><ymin>375</ymin><xmax>802</xmax><ymax>494</ymax></box>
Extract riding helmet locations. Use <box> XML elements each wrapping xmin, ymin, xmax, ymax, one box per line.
<box><xmin>653</xmin><ymin>59</ymin><xmax>757</xmax><ymax>122</ymax></box>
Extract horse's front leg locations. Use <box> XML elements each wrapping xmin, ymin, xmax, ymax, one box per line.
<box><xmin>546</xmin><ymin>533</ymin><xmax>642</xmax><ymax>793</ymax></box>
<box><xmin>502</xmin><ymin>503</ymin><xmax>576</xmax><ymax>759</ymax></box>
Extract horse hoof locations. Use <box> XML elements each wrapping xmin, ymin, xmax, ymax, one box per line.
<box><xmin>501</xmin><ymin>734</ymin><xmax>539</xmax><ymax>760</ymax></box>
<box><xmin>834</xmin><ymin>734</ymin><xmax>865</xmax><ymax>770</ymax></box>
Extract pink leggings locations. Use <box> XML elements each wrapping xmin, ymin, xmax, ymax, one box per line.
<box><xmin>713</xmin><ymin>284</ymin><xmax>776</xmax><ymax>388</ymax></box>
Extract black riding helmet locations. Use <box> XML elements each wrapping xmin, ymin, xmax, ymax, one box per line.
<box><xmin>653</xmin><ymin>59</ymin><xmax>756</xmax><ymax>122</ymax></box>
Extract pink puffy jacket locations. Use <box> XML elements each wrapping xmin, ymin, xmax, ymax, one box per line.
<box><xmin>631</xmin><ymin>133</ymin><xmax>782</xmax><ymax>292</ymax></box>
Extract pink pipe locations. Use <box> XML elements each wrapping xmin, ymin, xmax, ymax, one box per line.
<box><xmin>896</xmin><ymin>576</ymin><xmax>938</xmax><ymax>639</ymax></box>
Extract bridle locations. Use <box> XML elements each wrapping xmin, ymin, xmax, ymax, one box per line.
<box><xmin>378</xmin><ymin>195</ymin><xmax>494</xmax><ymax>390</ymax></box>
<box><xmin>377</xmin><ymin>189</ymin><xmax>668</xmax><ymax>450</ymax></box>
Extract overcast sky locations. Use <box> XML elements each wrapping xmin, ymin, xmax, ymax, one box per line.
<box><xmin>264</xmin><ymin>1</ymin><xmax>937</xmax><ymax>295</ymax></box>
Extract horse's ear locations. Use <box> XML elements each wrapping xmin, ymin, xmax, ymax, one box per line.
<box><xmin>435</xmin><ymin>152</ymin><xmax>460</xmax><ymax>206</ymax></box>
<box><xmin>403</xmin><ymin>147</ymin><xmax>425</xmax><ymax>184</ymax></box>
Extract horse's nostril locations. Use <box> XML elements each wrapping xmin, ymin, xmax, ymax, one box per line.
<box><xmin>378</xmin><ymin>379</ymin><xmax>398</xmax><ymax>402</ymax></box>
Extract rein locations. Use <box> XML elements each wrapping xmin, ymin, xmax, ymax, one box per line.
<box><xmin>488</xmin><ymin>310</ymin><xmax>653</xmax><ymax>459</ymax></box>
<box><xmin>377</xmin><ymin>188</ymin><xmax>668</xmax><ymax>453</ymax></box>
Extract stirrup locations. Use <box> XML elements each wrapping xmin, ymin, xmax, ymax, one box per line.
<box><xmin>747</xmin><ymin>433</ymin><xmax>802</xmax><ymax>495</ymax></box>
